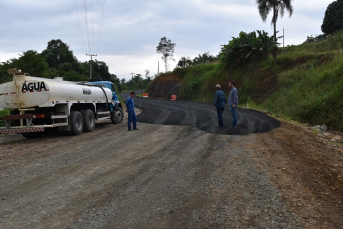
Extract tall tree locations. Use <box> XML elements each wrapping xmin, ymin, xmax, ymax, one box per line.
<box><xmin>156</xmin><ymin>37</ymin><xmax>176</xmax><ymax>72</ymax></box>
<box><xmin>256</xmin><ymin>0</ymin><xmax>293</xmax><ymax>63</ymax></box>
<box><xmin>41</xmin><ymin>39</ymin><xmax>78</xmax><ymax>70</ymax></box>
<box><xmin>321</xmin><ymin>0</ymin><xmax>343</xmax><ymax>35</ymax></box>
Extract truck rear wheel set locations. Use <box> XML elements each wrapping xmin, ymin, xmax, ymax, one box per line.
<box><xmin>20</xmin><ymin>108</ymin><xmax>122</xmax><ymax>137</ymax></box>
<box><xmin>69</xmin><ymin>108</ymin><xmax>123</xmax><ymax>136</ymax></box>
<box><xmin>81</xmin><ymin>109</ymin><xmax>95</xmax><ymax>132</ymax></box>
<box><xmin>69</xmin><ymin>109</ymin><xmax>98</xmax><ymax>135</ymax></box>
<box><xmin>69</xmin><ymin>111</ymin><xmax>84</xmax><ymax>135</ymax></box>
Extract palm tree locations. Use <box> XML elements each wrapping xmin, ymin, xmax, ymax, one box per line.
<box><xmin>256</xmin><ymin>0</ymin><xmax>293</xmax><ymax>63</ymax></box>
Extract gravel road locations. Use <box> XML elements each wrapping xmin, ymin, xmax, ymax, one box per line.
<box><xmin>0</xmin><ymin>99</ymin><xmax>342</xmax><ymax>228</ymax></box>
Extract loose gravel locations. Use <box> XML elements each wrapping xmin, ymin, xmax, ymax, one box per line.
<box><xmin>0</xmin><ymin>102</ymin><xmax>342</xmax><ymax>228</ymax></box>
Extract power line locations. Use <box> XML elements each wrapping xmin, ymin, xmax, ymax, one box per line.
<box><xmin>75</xmin><ymin>0</ymin><xmax>106</xmax><ymax>74</ymax></box>
<box><xmin>74</xmin><ymin>0</ymin><xmax>87</xmax><ymax>54</ymax></box>
<box><xmin>91</xmin><ymin>0</ymin><xmax>94</xmax><ymax>54</ymax></box>
<box><xmin>97</xmin><ymin>0</ymin><xmax>106</xmax><ymax>54</ymax></box>
<box><xmin>83</xmin><ymin>0</ymin><xmax>91</xmax><ymax>53</ymax></box>
<box><xmin>75</xmin><ymin>0</ymin><xmax>106</xmax><ymax>55</ymax></box>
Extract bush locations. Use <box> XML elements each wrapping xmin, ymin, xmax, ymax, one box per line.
<box><xmin>0</xmin><ymin>109</ymin><xmax>10</xmax><ymax>127</ymax></box>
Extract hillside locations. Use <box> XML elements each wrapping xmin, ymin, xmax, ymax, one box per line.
<box><xmin>146</xmin><ymin>33</ymin><xmax>343</xmax><ymax>132</ymax></box>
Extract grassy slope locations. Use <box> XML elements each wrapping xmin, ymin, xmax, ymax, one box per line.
<box><xmin>147</xmin><ymin>33</ymin><xmax>343</xmax><ymax>132</ymax></box>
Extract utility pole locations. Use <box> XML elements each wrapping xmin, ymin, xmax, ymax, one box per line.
<box><xmin>86</xmin><ymin>53</ymin><xmax>97</xmax><ymax>79</ymax></box>
<box><xmin>130</xmin><ymin>73</ymin><xmax>135</xmax><ymax>78</ymax></box>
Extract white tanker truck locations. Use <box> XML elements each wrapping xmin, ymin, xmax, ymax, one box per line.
<box><xmin>0</xmin><ymin>69</ymin><xmax>124</xmax><ymax>138</ymax></box>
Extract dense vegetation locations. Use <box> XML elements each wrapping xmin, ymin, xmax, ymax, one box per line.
<box><xmin>0</xmin><ymin>39</ymin><xmax>153</xmax><ymax>93</ymax></box>
<box><xmin>176</xmin><ymin>52</ymin><xmax>217</xmax><ymax>68</ymax></box>
<box><xmin>0</xmin><ymin>39</ymin><xmax>120</xmax><ymax>89</ymax></box>
<box><xmin>147</xmin><ymin>31</ymin><xmax>343</xmax><ymax>132</ymax></box>
<box><xmin>120</xmin><ymin>73</ymin><xmax>153</xmax><ymax>91</ymax></box>
<box><xmin>219</xmin><ymin>30</ymin><xmax>275</xmax><ymax>67</ymax></box>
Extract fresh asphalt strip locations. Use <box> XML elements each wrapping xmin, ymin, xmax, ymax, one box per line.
<box><xmin>134</xmin><ymin>97</ymin><xmax>281</xmax><ymax>135</ymax></box>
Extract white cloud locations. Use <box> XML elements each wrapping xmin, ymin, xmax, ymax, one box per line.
<box><xmin>0</xmin><ymin>51</ymin><xmax>21</xmax><ymax>63</ymax></box>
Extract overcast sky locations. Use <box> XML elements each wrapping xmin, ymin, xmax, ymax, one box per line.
<box><xmin>0</xmin><ymin>0</ymin><xmax>334</xmax><ymax>80</ymax></box>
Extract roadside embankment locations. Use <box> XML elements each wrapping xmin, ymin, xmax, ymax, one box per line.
<box><xmin>146</xmin><ymin>39</ymin><xmax>343</xmax><ymax>133</ymax></box>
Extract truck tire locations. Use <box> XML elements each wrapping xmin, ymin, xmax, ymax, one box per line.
<box><xmin>111</xmin><ymin>107</ymin><xmax>124</xmax><ymax>124</ymax></box>
<box><xmin>81</xmin><ymin>109</ymin><xmax>95</xmax><ymax>132</ymax></box>
<box><xmin>69</xmin><ymin>111</ymin><xmax>83</xmax><ymax>135</ymax></box>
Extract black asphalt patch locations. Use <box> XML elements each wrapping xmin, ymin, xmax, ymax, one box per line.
<box><xmin>134</xmin><ymin>97</ymin><xmax>280</xmax><ymax>135</ymax></box>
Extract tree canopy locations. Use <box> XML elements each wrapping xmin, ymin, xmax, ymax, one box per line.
<box><xmin>321</xmin><ymin>0</ymin><xmax>343</xmax><ymax>35</ymax></box>
<box><xmin>120</xmin><ymin>73</ymin><xmax>152</xmax><ymax>91</ymax></box>
<box><xmin>176</xmin><ymin>53</ymin><xmax>217</xmax><ymax>68</ymax></box>
<box><xmin>0</xmin><ymin>39</ymin><xmax>120</xmax><ymax>88</ymax></box>
<box><xmin>0</xmin><ymin>50</ymin><xmax>48</xmax><ymax>79</ymax></box>
<box><xmin>41</xmin><ymin>39</ymin><xmax>76</xmax><ymax>68</ymax></box>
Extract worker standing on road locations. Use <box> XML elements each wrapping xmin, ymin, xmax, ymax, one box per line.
<box><xmin>126</xmin><ymin>91</ymin><xmax>139</xmax><ymax>131</ymax></box>
<box><xmin>228</xmin><ymin>80</ymin><xmax>238</xmax><ymax>128</ymax></box>
<box><xmin>213</xmin><ymin>84</ymin><xmax>227</xmax><ymax>128</ymax></box>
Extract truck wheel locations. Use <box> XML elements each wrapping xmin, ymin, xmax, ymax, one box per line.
<box><xmin>81</xmin><ymin>109</ymin><xmax>95</xmax><ymax>132</ymax></box>
<box><xmin>111</xmin><ymin>107</ymin><xmax>124</xmax><ymax>124</ymax></box>
<box><xmin>69</xmin><ymin>111</ymin><xmax>83</xmax><ymax>135</ymax></box>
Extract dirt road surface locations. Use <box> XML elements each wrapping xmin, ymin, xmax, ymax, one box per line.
<box><xmin>1</xmin><ymin>99</ymin><xmax>342</xmax><ymax>228</ymax></box>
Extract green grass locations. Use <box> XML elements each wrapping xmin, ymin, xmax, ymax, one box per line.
<box><xmin>261</xmin><ymin>52</ymin><xmax>343</xmax><ymax>131</ymax></box>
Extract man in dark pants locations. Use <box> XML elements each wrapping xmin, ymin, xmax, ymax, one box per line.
<box><xmin>126</xmin><ymin>91</ymin><xmax>139</xmax><ymax>131</ymax></box>
<box><xmin>213</xmin><ymin>84</ymin><xmax>227</xmax><ymax>128</ymax></box>
<box><xmin>228</xmin><ymin>80</ymin><xmax>238</xmax><ymax>128</ymax></box>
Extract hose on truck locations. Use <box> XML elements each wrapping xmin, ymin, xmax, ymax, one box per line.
<box><xmin>98</xmin><ymin>86</ymin><xmax>109</xmax><ymax>104</ymax></box>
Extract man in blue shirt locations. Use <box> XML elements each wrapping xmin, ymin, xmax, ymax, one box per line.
<box><xmin>228</xmin><ymin>80</ymin><xmax>238</xmax><ymax>128</ymax></box>
<box><xmin>213</xmin><ymin>84</ymin><xmax>227</xmax><ymax>128</ymax></box>
<box><xmin>126</xmin><ymin>91</ymin><xmax>139</xmax><ymax>131</ymax></box>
